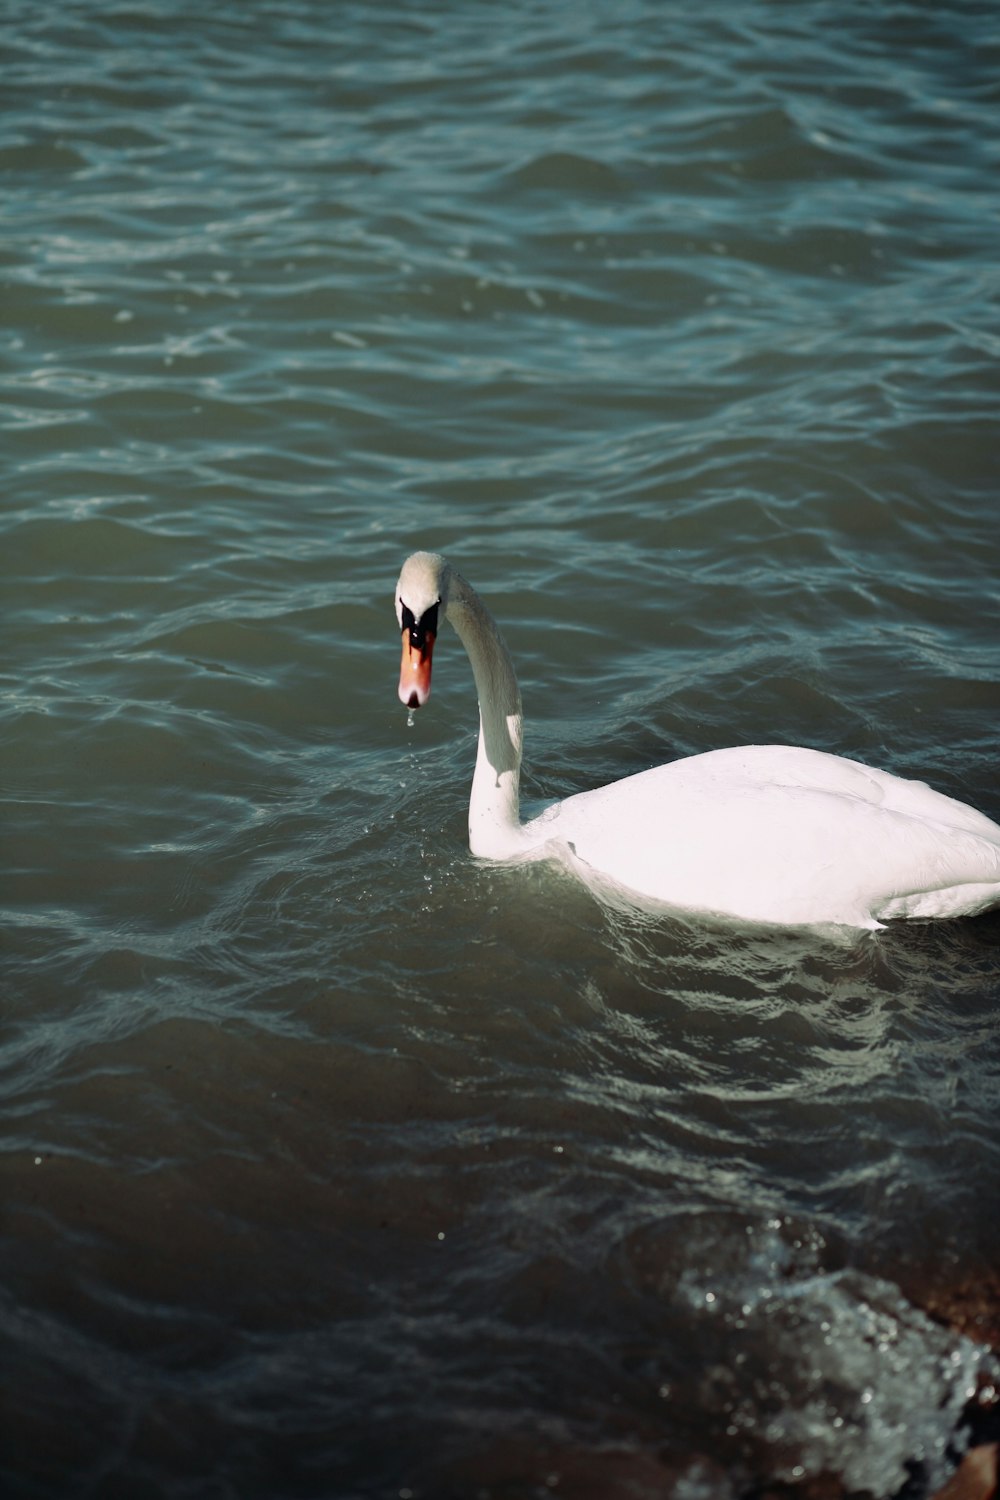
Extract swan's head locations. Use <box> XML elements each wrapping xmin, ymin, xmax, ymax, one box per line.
<box><xmin>395</xmin><ymin>551</ymin><xmax>450</xmax><ymax>709</ymax></box>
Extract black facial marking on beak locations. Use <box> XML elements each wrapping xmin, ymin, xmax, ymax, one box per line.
<box><xmin>400</xmin><ymin>600</ymin><xmax>439</xmax><ymax>650</ymax></box>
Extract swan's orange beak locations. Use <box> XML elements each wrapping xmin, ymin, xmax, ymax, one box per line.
<box><xmin>399</xmin><ymin>627</ymin><xmax>435</xmax><ymax>709</ymax></box>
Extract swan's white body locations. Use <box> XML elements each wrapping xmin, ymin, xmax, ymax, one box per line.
<box><xmin>395</xmin><ymin>552</ymin><xmax>1000</xmax><ymax>929</ymax></box>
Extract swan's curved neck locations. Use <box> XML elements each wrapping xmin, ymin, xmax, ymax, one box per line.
<box><xmin>445</xmin><ymin>576</ymin><xmax>526</xmax><ymax>858</ymax></box>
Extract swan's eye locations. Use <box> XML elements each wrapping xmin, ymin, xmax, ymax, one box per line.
<box><xmin>400</xmin><ymin>602</ymin><xmax>415</xmax><ymax>633</ymax></box>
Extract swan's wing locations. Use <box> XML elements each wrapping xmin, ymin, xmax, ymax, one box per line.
<box><xmin>724</xmin><ymin>744</ymin><xmax>1000</xmax><ymax>841</ymax></box>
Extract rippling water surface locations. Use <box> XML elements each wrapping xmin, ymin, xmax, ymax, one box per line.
<box><xmin>3</xmin><ymin>3</ymin><xmax>1000</xmax><ymax>1496</ymax></box>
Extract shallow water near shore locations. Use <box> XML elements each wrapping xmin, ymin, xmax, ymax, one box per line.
<box><xmin>3</xmin><ymin>2</ymin><xmax>1000</xmax><ymax>1496</ymax></box>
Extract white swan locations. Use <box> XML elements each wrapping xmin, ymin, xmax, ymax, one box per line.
<box><xmin>395</xmin><ymin>551</ymin><xmax>1000</xmax><ymax>929</ymax></box>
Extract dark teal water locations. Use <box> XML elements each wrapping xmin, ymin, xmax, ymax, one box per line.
<box><xmin>3</xmin><ymin>3</ymin><xmax>1000</xmax><ymax>1496</ymax></box>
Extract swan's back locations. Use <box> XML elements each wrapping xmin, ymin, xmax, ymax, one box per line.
<box><xmin>526</xmin><ymin>745</ymin><xmax>1000</xmax><ymax>928</ymax></box>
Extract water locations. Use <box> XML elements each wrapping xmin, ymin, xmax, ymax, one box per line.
<box><xmin>3</xmin><ymin>2</ymin><xmax>1000</xmax><ymax>1495</ymax></box>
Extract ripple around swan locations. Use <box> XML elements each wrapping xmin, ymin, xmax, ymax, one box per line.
<box><xmin>3</xmin><ymin>1</ymin><xmax>1000</xmax><ymax>1496</ymax></box>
